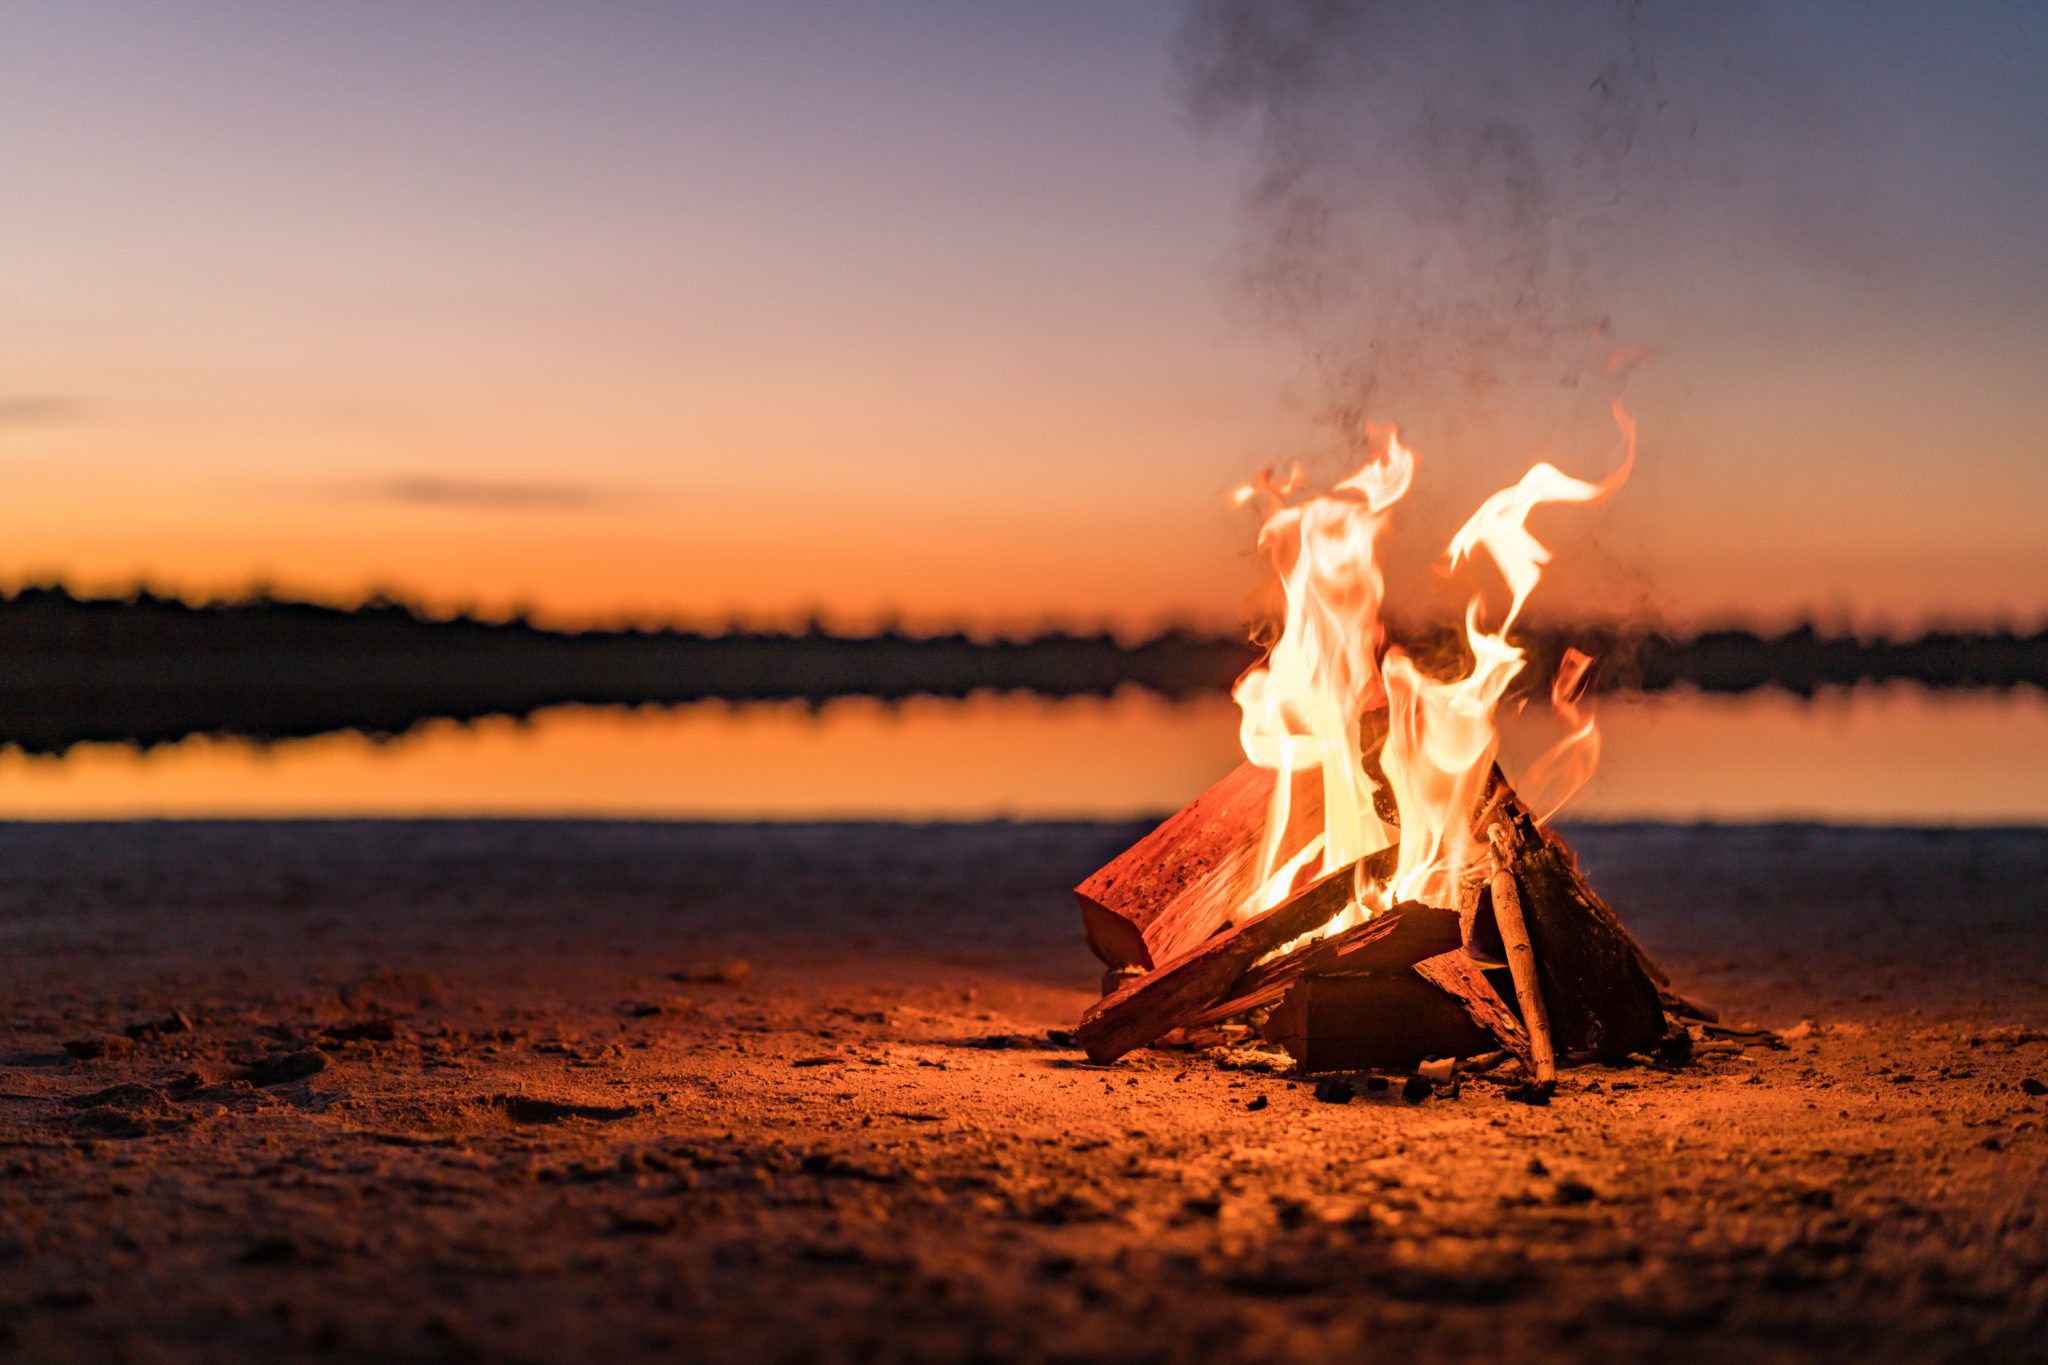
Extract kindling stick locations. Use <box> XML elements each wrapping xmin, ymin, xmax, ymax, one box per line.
<box><xmin>1488</xmin><ymin>824</ymin><xmax>1557</xmax><ymax>1088</ymax></box>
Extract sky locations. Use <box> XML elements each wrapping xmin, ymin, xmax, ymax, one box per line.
<box><xmin>1</xmin><ymin>1</ymin><xmax>2043</xmax><ymax>633</ymax></box>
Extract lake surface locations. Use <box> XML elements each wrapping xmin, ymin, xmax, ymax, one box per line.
<box><xmin>0</xmin><ymin>686</ymin><xmax>2040</xmax><ymax>824</ymax></box>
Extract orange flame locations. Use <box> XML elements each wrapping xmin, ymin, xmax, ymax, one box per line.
<box><xmin>1232</xmin><ymin>404</ymin><xmax>1634</xmax><ymax>932</ymax></box>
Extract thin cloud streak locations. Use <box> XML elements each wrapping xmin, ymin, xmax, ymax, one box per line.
<box><xmin>0</xmin><ymin>395</ymin><xmax>91</xmax><ymax>428</ymax></box>
<box><xmin>353</xmin><ymin>476</ymin><xmax>626</xmax><ymax>513</ymax></box>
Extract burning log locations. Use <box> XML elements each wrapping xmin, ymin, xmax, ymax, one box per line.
<box><xmin>1187</xmin><ymin>901</ymin><xmax>1469</xmax><ymax>1032</ymax></box>
<box><xmin>1076</xmin><ymin>847</ymin><xmax>1406</xmax><ymax>1064</ymax></box>
<box><xmin>1074</xmin><ymin>714</ymin><xmax>1394</xmax><ymax>976</ymax></box>
<box><xmin>1074</xmin><ymin>762</ymin><xmax>1322</xmax><ymax>974</ymax></box>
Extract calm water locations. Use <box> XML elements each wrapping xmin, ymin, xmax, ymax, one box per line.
<box><xmin>0</xmin><ymin>687</ymin><xmax>2040</xmax><ymax>824</ymax></box>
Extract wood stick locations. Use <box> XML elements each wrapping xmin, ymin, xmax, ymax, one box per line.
<box><xmin>1487</xmin><ymin>829</ymin><xmax>1556</xmax><ymax>1085</ymax></box>
<box><xmin>1487</xmin><ymin>805</ymin><xmax>1668</xmax><ymax>1060</ymax></box>
<box><xmin>1075</xmin><ymin>846</ymin><xmax>1398</xmax><ymax>1064</ymax></box>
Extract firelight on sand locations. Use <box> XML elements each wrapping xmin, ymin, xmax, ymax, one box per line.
<box><xmin>1231</xmin><ymin>403</ymin><xmax>1636</xmax><ymax>927</ymax></box>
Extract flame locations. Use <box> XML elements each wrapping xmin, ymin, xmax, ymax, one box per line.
<box><xmin>1232</xmin><ymin>404</ymin><xmax>1634</xmax><ymax>932</ymax></box>
<box><xmin>1232</xmin><ymin>432</ymin><xmax>1412</xmax><ymax>912</ymax></box>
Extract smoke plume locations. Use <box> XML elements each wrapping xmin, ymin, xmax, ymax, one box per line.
<box><xmin>1177</xmin><ymin>0</ymin><xmax>1840</xmax><ymax>429</ymax></box>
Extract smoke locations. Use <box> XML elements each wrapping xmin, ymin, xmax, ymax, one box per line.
<box><xmin>1177</xmin><ymin>0</ymin><xmax>1840</xmax><ymax>430</ymax></box>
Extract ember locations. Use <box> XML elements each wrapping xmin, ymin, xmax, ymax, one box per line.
<box><xmin>1074</xmin><ymin>406</ymin><xmax>1703</xmax><ymax>1090</ymax></box>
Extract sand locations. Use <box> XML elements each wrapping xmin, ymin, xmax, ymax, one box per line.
<box><xmin>1</xmin><ymin>819</ymin><xmax>2044</xmax><ymax>1363</ymax></box>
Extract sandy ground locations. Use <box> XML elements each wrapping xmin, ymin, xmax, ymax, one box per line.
<box><xmin>1</xmin><ymin>819</ymin><xmax>2045</xmax><ymax>1364</ymax></box>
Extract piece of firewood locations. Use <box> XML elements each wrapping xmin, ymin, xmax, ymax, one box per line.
<box><xmin>1414</xmin><ymin>949</ymin><xmax>1529</xmax><ymax>1058</ymax></box>
<box><xmin>1261</xmin><ymin>933</ymin><xmax>1540</xmax><ymax>1072</ymax></box>
<box><xmin>1489</xmin><ymin>808</ymin><xmax>1668</xmax><ymax>1060</ymax></box>
<box><xmin>1263</xmin><ymin>974</ymin><xmax>1491</xmax><ymax>1073</ymax></box>
<box><xmin>1074</xmin><ymin>712</ymin><xmax>1395</xmax><ymax>972</ymax></box>
<box><xmin>1175</xmin><ymin>902</ymin><xmax>1465</xmax><ymax>1033</ymax></box>
<box><xmin>1075</xmin><ymin>847</ymin><xmax>1399</xmax><ymax>1064</ymax></box>
<box><xmin>1073</xmin><ymin>762</ymin><xmax>1324</xmax><ymax>972</ymax></box>
<box><xmin>1486</xmin><ymin>831</ymin><xmax>1556</xmax><ymax>1085</ymax></box>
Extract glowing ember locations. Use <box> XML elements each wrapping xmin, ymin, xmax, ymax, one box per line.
<box><xmin>1231</xmin><ymin>402</ymin><xmax>1636</xmax><ymax>934</ymax></box>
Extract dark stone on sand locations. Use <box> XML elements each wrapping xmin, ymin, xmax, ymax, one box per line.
<box><xmin>791</xmin><ymin>1056</ymin><xmax>841</xmax><ymax>1068</ymax></box>
<box><xmin>491</xmin><ymin>1095</ymin><xmax>639</xmax><ymax>1124</ymax></box>
<box><xmin>239</xmin><ymin>1235</ymin><xmax>307</xmax><ymax>1266</ymax></box>
<box><xmin>124</xmin><ymin>1011</ymin><xmax>194</xmax><ymax>1040</ymax></box>
<box><xmin>1026</xmin><ymin>1191</ymin><xmax>1114</xmax><ymax>1225</ymax></box>
<box><xmin>1363</xmin><ymin>1074</ymin><xmax>1390</xmax><ymax>1092</ymax></box>
<box><xmin>1554</xmin><ymin>1179</ymin><xmax>1598</xmax><ymax>1206</ymax></box>
<box><xmin>242</xmin><ymin>1050</ymin><xmax>329</xmax><ymax>1087</ymax></box>
<box><xmin>2021</xmin><ymin>1077</ymin><xmax>2045</xmax><ymax>1096</ymax></box>
<box><xmin>1312</xmin><ymin>1078</ymin><xmax>1354</xmax><ymax>1104</ymax></box>
<box><xmin>799</xmin><ymin>1153</ymin><xmax>902</xmax><ymax>1183</ymax></box>
<box><xmin>322</xmin><ymin>1018</ymin><xmax>400</xmax><ymax>1043</ymax></box>
<box><xmin>1401</xmin><ymin>1076</ymin><xmax>1430</xmax><ymax>1103</ymax></box>
<box><xmin>62</xmin><ymin>1035</ymin><xmax>133</xmax><ymax>1061</ymax></box>
<box><xmin>1246</xmin><ymin>1094</ymin><xmax>1269</xmax><ymax>1111</ymax></box>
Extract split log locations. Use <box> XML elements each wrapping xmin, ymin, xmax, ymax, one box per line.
<box><xmin>1415</xmin><ymin>951</ymin><xmax>1529</xmax><ymax>1057</ymax></box>
<box><xmin>1178</xmin><ymin>902</ymin><xmax>1466</xmax><ymax>1033</ymax></box>
<box><xmin>1264</xmin><ymin>975</ymin><xmax>1488</xmax><ymax>1073</ymax></box>
<box><xmin>1073</xmin><ymin>763</ymin><xmax>1324</xmax><ymax>972</ymax></box>
<box><xmin>1487</xmin><ymin>807</ymin><xmax>1668</xmax><ymax>1060</ymax></box>
<box><xmin>1074</xmin><ymin>713</ymin><xmax>1394</xmax><ymax>972</ymax></box>
<box><xmin>1076</xmin><ymin>847</ymin><xmax>1399</xmax><ymax>1064</ymax></box>
<box><xmin>1257</xmin><ymin>903</ymin><xmax>1527</xmax><ymax>1075</ymax></box>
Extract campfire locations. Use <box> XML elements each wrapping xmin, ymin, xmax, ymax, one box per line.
<box><xmin>1073</xmin><ymin>404</ymin><xmax>1703</xmax><ymax>1097</ymax></box>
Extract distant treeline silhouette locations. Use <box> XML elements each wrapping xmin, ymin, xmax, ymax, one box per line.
<box><xmin>0</xmin><ymin>584</ymin><xmax>2038</xmax><ymax>755</ymax></box>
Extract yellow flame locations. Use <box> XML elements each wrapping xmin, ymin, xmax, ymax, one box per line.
<box><xmin>1231</xmin><ymin>405</ymin><xmax>1634</xmax><ymax>930</ymax></box>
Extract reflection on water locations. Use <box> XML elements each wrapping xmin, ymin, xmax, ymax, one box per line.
<box><xmin>0</xmin><ymin>686</ymin><xmax>2039</xmax><ymax>824</ymax></box>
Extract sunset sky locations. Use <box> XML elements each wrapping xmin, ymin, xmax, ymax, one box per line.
<box><xmin>3</xmin><ymin>1</ymin><xmax>2044</xmax><ymax>632</ymax></box>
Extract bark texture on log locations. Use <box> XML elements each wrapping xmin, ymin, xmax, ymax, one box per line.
<box><xmin>1075</xmin><ymin>847</ymin><xmax>1399</xmax><ymax>1064</ymax></box>
<box><xmin>1414</xmin><ymin>950</ymin><xmax>1530</xmax><ymax>1059</ymax></box>
<box><xmin>1485</xmin><ymin>847</ymin><xmax>1556</xmax><ymax>1084</ymax></box>
<box><xmin>1489</xmin><ymin>809</ymin><xmax>1668</xmax><ymax>1060</ymax></box>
